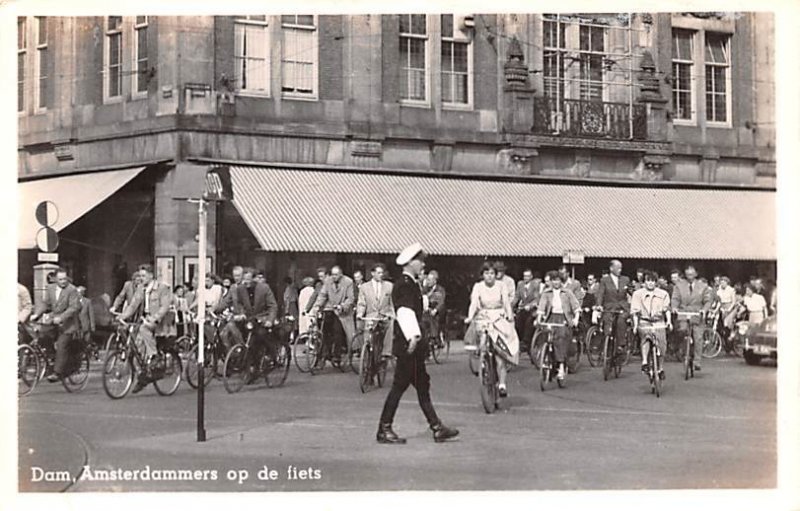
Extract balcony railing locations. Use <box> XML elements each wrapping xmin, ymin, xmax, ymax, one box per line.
<box><xmin>532</xmin><ymin>97</ymin><xmax>648</xmax><ymax>140</ymax></box>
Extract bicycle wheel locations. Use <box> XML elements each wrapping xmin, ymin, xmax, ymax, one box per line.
<box><xmin>350</xmin><ymin>333</ymin><xmax>363</xmax><ymax>374</ymax></box>
<box><xmin>359</xmin><ymin>342</ymin><xmax>372</xmax><ymax>393</ymax></box>
<box><xmin>18</xmin><ymin>345</ymin><xmax>40</xmax><ymax>397</ymax></box>
<box><xmin>585</xmin><ymin>326</ymin><xmax>603</xmax><ymax>367</ymax></box>
<box><xmin>602</xmin><ymin>336</ymin><xmax>612</xmax><ymax>381</ymax></box>
<box><xmin>174</xmin><ymin>335</ymin><xmax>194</xmax><ymax>357</ymax></box>
<box><xmin>567</xmin><ymin>334</ymin><xmax>582</xmax><ymax>374</ymax></box>
<box><xmin>468</xmin><ymin>349</ymin><xmax>480</xmax><ymax>376</ymax></box>
<box><xmin>223</xmin><ymin>344</ymin><xmax>249</xmax><ymax>394</ymax></box>
<box><xmin>104</xmin><ymin>332</ymin><xmax>120</xmax><ymax>354</ymax></box>
<box><xmin>184</xmin><ymin>343</ymin><xmax>212</xmax><ymax>389</ymax></box>
<box><xmin>530</xmin><ymin>330</ymin><xmax>544</xmax><ymax>367</ymax></box>
<box><xmin>264</xmin><ymin>342</ymin><xmax>291</xmax><ymax>388</ymax></box>
<box><xmin>479</xmin><ymin>351</ymin><xmax>497</xmax><ymax>414</ymax></box>
<box><xmin>683</xmin><ymin>336</ymin><xmax>692</xmax><ymax>381</ymax></box>
<box><xmin>702</xmin><ymin>329</ymin><xmax>722</xmax><ymax>359</ymax></box>
<box><xmin>103</xmin><ymin>349</ymin><xmax>134</xmax><ymax>399</ymax></box>
<box><xmin>293</xmin><ymin>334</ymin><xmax>312</xmax><ymax>373</ymax></box>
<box><xmin>621</xmin><ymin>327</ymin><xmax>634</xmax><ymax>366</ymax></box>
<box><xmin>154</xmin><ymin>351</ymin><xmax>182</xmax><ymax>396</ymax></box>
<box><xmin>539</xmin><ymin>342</ymin><xmax>552</xmax><ymax>392</ymax></box>
<box><xmin>651</xmin><ymin>346</ymin><xmax>662</xmax><ymax>398</ymax></box>
<box><xmin>308</xmin><ymin>333</ymin><xmax>323</xmax><ymax>375</ymax></box>
<box><xmin>62</xmin><ymin>349</ymin><xmax>91</xmax><ymax>393</ymax></box>
<box><xmin>376</xmin><ymin>349</ymin><xmax>387</xmax><ymax>388</ymax></box>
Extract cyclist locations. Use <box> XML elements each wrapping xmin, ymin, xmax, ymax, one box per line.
<box><xmin>464</xmin><ymin>262</ymin><xmax>519</xmax><ymax>397</ymax></box>
<box><xmin>511</xmin><ymin>269</ymin><xmax>539</xmax><ymax>353</ymax></box>
<box><xmin>631</xmin><ymin>271</ymin><xmax>672</xmax><ymax>379</ymax></box>
<box><xmin>716</xmin><ymin>276</ymin><xmax>737</xmax><ymax>339</ymax></box>
<box><xmin>309</xmin><ymin>265</ymin><xmax>356</xmax><ymax>367</ymax></box>
<box><xmin>595</xmin><ymin>259</ymin><xmax>632</xmax><ymax>359</ymax></box>
<box><xmin>670</xmin><ymin>265</ymin><xmax>713</xmax><ymax>372</ymax></box>
<box><xmin>494</xmin><ymin>261</ymin><xmax>516</xmax><ymax>305</ymax></box>
<box><xmin>119</xmin><ymin>264</ymin><xmax>176</xmax><ymax>393</ymax></box>
<box><xmin>357</xmin><ymin>263</ymin><xmax>395</xmax><ymax>359</ymax></box>
<box><xmin>29</xmin><ymin>268</ymin><xmax>82</xmax><ymax>382</ymax></box>
<box><xmin>216</xmin><ymin>265</ymin><xmax>244</xmax><ymax>351</ymax></box>
<box><xmin>231</xmin><ymin>267</ymin><xmax>279</xmax><ymax>374</ymax></box>
<box><xmin>18</xmin><ymin>282</ymin><xmax>33</xmax><ymax>344</ymax></box>
<box><xmin>422</xmin><ymin>270</ymin><xmax>446</xmax><ymax>351</ymax></box>
<box><xmin>111</xmin><ymin>269</ymin><xmax>142</xmax><ymax>314</ymax></box>
<box><xmin>536</xmin><ymin>271</ymin><xmax>581</xmax><ymax>384</ymax></box>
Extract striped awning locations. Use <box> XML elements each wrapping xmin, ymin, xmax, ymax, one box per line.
<box><xmin>229</xmin><ymin>166</ymin><xmax>776</xmax><ymax>261</ymax></box>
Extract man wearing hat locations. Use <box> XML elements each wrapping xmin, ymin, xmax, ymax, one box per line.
<box><xmin>377</xmin><ymin>243</ymin><xmax>459</xmax><ymax>444</ymax></box>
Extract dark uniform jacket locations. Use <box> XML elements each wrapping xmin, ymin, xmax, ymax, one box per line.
<box><xmin>392</xmin><ymin>272</ymin><xmax>424</xmax><ymax>357</ymax></box>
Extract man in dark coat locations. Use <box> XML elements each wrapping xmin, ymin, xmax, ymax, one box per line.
<box><xmin>595</xmin><ymin>259</ymin><xmax>632</xmax><ymax>353</ymax></box>
<box><xmin>233</xmin><ymin>267</ymin><xmax>279</xmax><ymax>363</ymax></box>
<box><xmin>30</xmin><ymin>268</ymin><xmax>81</xmax><ymax>381</ymax></box>
<box><xmin>377</xmin><ymin>243</ymin><xmax>459</xmax><ymax>445</ymax></box>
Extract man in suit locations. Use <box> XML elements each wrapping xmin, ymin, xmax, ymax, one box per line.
<box><xmin>76</xmin><ymin>286</ymin><xmax>96</xmax><ymax>345</ymax></box>
<box><xmin>512</xmin><ymin>269</ymin><xmax>540</xmax><ymax>352</ymax></box>
<box><xmin>120</xmin><ymin>264</ymin><xmax>176</xmax><ymax>393</ymax></box>
<box><xmin>537</xmin><ymin>271</ymin><xmax>581</xmax><ymax>383</ymax></box>
<box><xmin>232</xmin><ymin>267</ymin><xmax>279</xmax><ymax>372</ymax></box>
<box><xmin>671</xmin><ymin>265</ymin><xmax>713</xmax><ymax>371</ymax></box>
<box><xmin>30</xmin><ymin>268</ymin><xmax>82</xmax><ymax>382</ymax></box>
<box><xmin>357</xmin><ymin>263</ymin><xmax>395</xmax><ymax>358</ymax></box>
<box><xmin>377</xmin><ymin>243</ymin><xmax>458</xmax><ymax>444</ymax></box>
<box><xmin>559</xmin><ymin>265</ymin><xmax>586</xmax><ymax>306</ymax></box>
<box><xmin>111</xmin><ymin>269</ymin><xmax>142</xmax><ymax>314</ymax></box>
<box><xmin>595</xmin><ymin>259</ymin><xmax>632</xmax><ymax>355</ymax></box>
<box><xmin>310</xmin><ymin>265</ymin><xmax>356</xmax><ymax>367</ymax></box>
<box><xmin>216</xmin><ymin>265</ymin><xmax>244</xmax><ymax>350</ymax></box>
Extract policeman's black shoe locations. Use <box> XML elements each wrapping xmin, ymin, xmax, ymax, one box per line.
<box><xmin>376</xmin><ymin>423</ymin><xmax>406</xmax><ymax>444</ymax></box>
<box><xmin>431</xmin><ymin>422</ymin><xmax>459</xmax><ymax>443</ymax></box>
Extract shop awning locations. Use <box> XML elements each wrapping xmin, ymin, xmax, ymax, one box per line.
<box><xmin>229</xmin><ymin>166</ymin><xmax>776</xmax><ymax>261</ymax></box>
<box><xmin>18</xmin><ymin>167</ymin><xmax>146</xmax><ymax>249</ymax></box>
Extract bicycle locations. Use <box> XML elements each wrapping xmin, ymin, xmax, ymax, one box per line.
<box><xmin>357</xmin><ymin>314</ymin><xmax>391</xmax><ymax>393</ymax></box>
<box><xmin>701</xmin><ymin>305</ymin><xmax>724</xmax><ymax>359</ymax></box>
<box><xmin>102</xmin><ymin>318</ymin><xmax>183</xmax><ymax>399</ymax></box>
<box><xmin>600</xmin><ymin>310</ymin><xmax>629</xmax><ymax>381</ymax></box>
<box><xmin>636</xmin><ymin>320</ymin><xmax>668</xmax><ymax>398</ymax></box>
<box><xmin>676</xmin><ymin>311</ymin><xmax>704</xmax><ymax>380</ymax></box>
<box><xmin>474</xmin><ymin>317</ymin><xmax>503</xmax><ymax>413</ymax></box>
<box><xmin>308</xmin><ymin>311</ymin><xmax>351</xmax><ymax>375</ymax></box>
<box><xmin>18</xmin><ymin>321</ymin><xmax>92</xmax><ymax>396</ymax></box>
<box><xmin>426</xmin><ymin>313</ymin><xmax>450</xmax><ymax>364</ymax></box>
<box><xmin>294</xmin><ymin>312</ymin><xmax>323</xmax><ymax>373</ymax></box>
<box><xmin>222</xmin><ymin>319</ymin><xmax>290</xmax><ymax>393</ymax></box>
<box><xmin>583</xmin><ymin>308</ymin><xmax>605</xmax><ymax>367</ymax></box>
<box><xmin>184</xmin><ymin>312</ymin><xmax>231</xmax><ymax>389</ymax></box>
<box><xmin>536</xmin><ymin>321</ymin><xmax>568</xmax><ymax>391</ymax></box>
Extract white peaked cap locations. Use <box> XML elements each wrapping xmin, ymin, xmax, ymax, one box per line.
<box><xmin>396</xmin><ymin>242</ymin><xmax>424</xmax><ymax>266</ymax></box>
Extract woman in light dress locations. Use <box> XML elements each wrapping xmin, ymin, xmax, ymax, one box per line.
<box><xmin>742</xmin><ymin>284</ymin><xmax>768</xmax><ymax>325</ymax></box>
<box><xmin>464</xmin><ymin>262</ymin><xmax>519</xmax><ymax>398</ymax></box>
<box><xmin>297</xmin><ymin>277</ymin><xmax>316</xmax><ymax>335</ymax></box>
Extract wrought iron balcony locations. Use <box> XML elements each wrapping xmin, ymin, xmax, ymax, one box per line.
<box><xmin>532</xmin><ymin>97</ymin><xmax>648</xmax><ymax>140</ymax></box>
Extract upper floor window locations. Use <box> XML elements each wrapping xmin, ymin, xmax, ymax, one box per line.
<box><xmin>104</xmin><ymin>16</ymin><xmax>123</xmax><ymax>101</ymax></box>
<box><xmin>705</xmin><ymin>33</ymin><xmax>730</xmax><ymax>124</ymax></box>
<box><xmin>281</xmin><ymin>15</ymin><xmax>317</xmax><ymax>98</ymax></box>
<box><xmin>399</xmin><ymin>14</ymin><xmax>428</xmax><ymax>102</ymax></box>
<box><xmin>440</xmin><ymin>15</ymin><xmax>472</xmax><ymax>107</ymax></box>
<box><xmin>578</xmin><ymin>23</ymin><xmax>606</xmax><ymax>101</ymax></box>
<box><xmin>542</xmin><ymin>14</ymin><xmax>567</xmax><ymax>101</ymax></box>
<box><xmin>133</xmin><ymin>16</ymin><xmax>149</xmax><ymax>95</ymax></box>
<box><xmin>671</xmin><ymin>29</ymin><xmax>695</xmax><ymax>122</ymax></box>
<box><xmin>18</xmin><ymin>17</ymin><xmax>26</xmax><ymax>112</ymax></box>
<box><xmin>34</xmin><ymin>16</ymin><xmax>48</xmax><ymax>111</ymax></box>
<box><xmin>234</xmin><ymin>16</ymin><xmax>270</xmax><ymax>95</ymax></box>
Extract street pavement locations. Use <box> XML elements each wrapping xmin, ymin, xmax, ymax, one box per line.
<box><xmin>18</xmin><ymin>342</ymin><xmax>776</xmax><ymax>492</ymax></box>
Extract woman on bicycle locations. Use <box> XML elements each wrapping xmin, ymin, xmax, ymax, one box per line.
<box><xmin>536</xmin><ymin>271</ymin><xmax>581</xmax><ymax>384</ymax></box>
<box><xmin>463</xmin><ymin>262</ymin><xmax>519</xmax><ymax>397</ymax></box>
<box><xmin>630</xmin><ymin>271</ymin><xmax>672</xmax><ymax>379</ymax></box>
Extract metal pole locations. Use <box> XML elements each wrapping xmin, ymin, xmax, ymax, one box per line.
<box><xmin>197</xmin><ymin>198</ymin><xmax>207</xmax><ymax>442</ymax></box>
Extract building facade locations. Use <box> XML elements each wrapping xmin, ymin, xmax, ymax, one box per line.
<box><xmin>17</xmin><ymin>13</ymin><xmax>776</xmax><ymax>311</ymax></box>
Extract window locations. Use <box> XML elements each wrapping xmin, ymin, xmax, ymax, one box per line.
<box><xmin>104</xmin><ymin>16</ymin><xmax>123</xmax><ymax>100</ymax></box>
<box><xmin>133</xmin><ymin>16</ymin><xmax>149</xmax><ymax>94</ymax></box>
<box><xmin>34</xmin><ymin>16</ymin><xmax>48</xmax><ymax>110</ymax></box>
<box><xmin>542</xmin><ymin>14</ymin><xmax>567</xmax><ymax>102</ymax></box>
<box><xmin>281</xmin><ymin>15</ymin><xmax>317</xmax><ymax>97</ymax></box>
<box><xmin>578</xmin><ymin>23</ymin><xmax>605</xmax><ymax>101</ymax></box>
<box><xmin>399</xmin><ymin>14</ymin><xmax>428</xmax><ymax>102</ymax></box>
<box><xmin>234</xmin><ymin>16</ymin><xmax>270</xmax><ymax>94</ymax></box>
<box><xmin>440</xmin><ymin>15</ymin><xmax>471</xmax><ymax>106</ymax></box>
<box><xmin>18</xmin><ymin>17</ymin><xmax>26</xmax><ymax>112</ymax></box>
<box><xmin>671</xmin><ymin>29</ymin><xmax>695</xmax><ymax>121</ymax></box>
<box><xmin>705</xmin><ymin>33</ymin><xmax>730</xmax><ymax>124</ymax></box>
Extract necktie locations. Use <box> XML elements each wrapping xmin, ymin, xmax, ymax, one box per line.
<box><xmin>55</xmin><ymin>287</ymin><xmax>61</xmax><ymax>302</ymax></box>
<box><xmin>689</xmin><ymin>283</ymin><xmax>694</xmax><ymax>294</ymax></box>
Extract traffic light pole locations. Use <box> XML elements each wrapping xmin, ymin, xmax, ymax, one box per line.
<box><xmin>194</xmin><ymin>198</ymin><xmax>208</xmax><ymax>442</ymax></box>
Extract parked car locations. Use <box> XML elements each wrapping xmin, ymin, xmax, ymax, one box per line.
<box><xmin>743</xmin><ymin>315</ymin><xmax>777</xmax><ymax>366</ymax></box>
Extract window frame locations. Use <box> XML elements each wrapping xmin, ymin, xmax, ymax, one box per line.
<box><xmin>399</xmin><ymin>14</ymin><xmax>431</xmax><ymax>107</ymax></box>
<box><xmin>103</xmin><ymin>16</ymin><xmax>124</xmax><ymax>104</ymax></box>
<box><xmin>233</xmin><ymin>15</ymin><xmax>271</xmax><ymax>97</ymax></box>
<box><xmin>671</xmin><ymin>28</ymin><xmax>697</xmax><ymax>126</ymax></box>
<box><xmin>18</xmin><ymin>17</ymin><xmax>27</xmax><ymax>114</ymax></box>
<box><xmin>577</xmin><ymin>22</ymin><xmax>608</xmax><ymax>103</ymax></box>
<box><xmin>280</xmin><ymin>14</ymin><xmax>318</xmax><ymax>100</ymax></box>
<box><xmin>542</xmin><ymin>14</ymin><xmax>567</xmax><ymax>104</ymax></box>
<box><xmin>704</xmin><ymin>32</ymin><xmax>732</xmax><ymax>128</ymax></box>
<box><xmin>132</xmin><ymin>16</ymin><xmax>149</xmax><ymax>99</ymax></box>
<box><xmin>33</xmin><ymin>16</ymin><xmax>48</xmax><ymax>113</ymax></box>
<box><xmin>440</xmin><ymin>14</ymin><xmax>473</xmax><ymax>110</ymax></box>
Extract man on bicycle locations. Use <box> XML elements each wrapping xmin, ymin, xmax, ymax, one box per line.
<box><xmin>512</xmin><ymin>269</ymin><xmax>539</xmax><ymax>353</ymax></box>
<box><xmin>536</xmin><ymin>271</ymin><xmax>581</xmax><ymax>383</ymax></box>
<box><xmin>216</xmin><ymin>265</ymin><xmax>244</xmax><ymax>351</ymax></box>
<box><xmin>29</xmin><ymin>268</ymin><xmax>82</xmax><ymax>382</ymax></box>
<box><xmin>232</xmin><ymin>267</ymin><xmax>279</xmax><ymax>373</ymax></box>
<box><xmin>595</xmin><ymin>260</ymin><xmax>632</xmax><ymax>359</ymax></box>
<box><xmin>671</xmin><ymin>266</ymin><xmax>713</xmax><ymax>371</ymax></box>
<box><xmin>422</xmin><ymin>270</ymin><xmax>446</xmax><ymax>350</ymax></box>
<box><xmin>309</xmin><ymin>265</ymin><xmax>356</xmax><ymax>367</ymax></box>
<box><xmin>356</xmin><ymin>263</ymin><xmax>395</xmax><ymax>359</ymax></box>
<box><xmin>631</xmin><ymin>271</ymin><xmax>672</xmax><ymax>379</ymax></box>
<box><xmin>119</xmin><ymin>264</ymin><xmax>175</xmax><ymax>393</ymax></box>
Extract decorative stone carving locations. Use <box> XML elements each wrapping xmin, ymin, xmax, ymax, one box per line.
<box><xmin>503</xmin><ymin>37</ymin><xmax>529</xmax><ymax>89</ymax></box>
<box><xmin>637</xmin><ymin>51</ymin><xmax>665</xmax><ymax>103</ymax></box>
<box><xmin>52</xmin><ymin>140</ymin><xmax>75</xmax><ymax>161</ymax></box>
